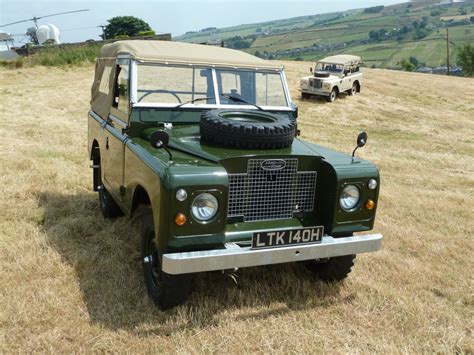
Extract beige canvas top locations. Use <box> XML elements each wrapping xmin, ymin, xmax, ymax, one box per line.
<box><xmin>318</xmin><ymin>55</ymin><xmax>362</xmax><ymax>65</ymax></box>
<box><xmin>98</xmin><ymin>40</ymin><xmax>282</xmax><ymax>69</ymax></box>
<box><xmin>91</xmin><ymin>40</ymin><xmax>283</xmax><ymax>118</ymax></box>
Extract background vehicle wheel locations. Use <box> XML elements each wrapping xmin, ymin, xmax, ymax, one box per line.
<box><xmin>349</xmin><ymin>83</ymin><xmax>358</xmax><ymax>96</ymax></box>
<box><xmin>200</xmin><ymin>109</ymin><xmax>295</xmax><ymax>149</ymax></box>
<box><xmin>304</xmin><ymin>254</ymin><xmax>356</xmax><ymax>282</ymax></box>
<box><xmin>98</xmin><ymin>184</ymin><xmax>122</xmax><ymax>218</ymax></box>
<box><xmin>301</xmin><ymin>92</ymin><xmax>311</xmax><ymax>99</ymax></box>
<box><xmin>141</xmin><ymin>208</ymin><xmax>192</xmax><ymax>310</ymax></box>
<box><xmin>326</xmin><ymin>88</ymin><xmax>338</xmax><ymax>102</ymax></box>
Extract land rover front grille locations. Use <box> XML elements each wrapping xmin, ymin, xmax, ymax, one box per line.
<box><xmin>310</xmin><ymin>78</ymin><xmax>322</xmax><ymax>89</ymax></box>
<box><xmin>227</xmin><ymin>159</ymin><xmax>317</xmax><ymax>222</ymax></box>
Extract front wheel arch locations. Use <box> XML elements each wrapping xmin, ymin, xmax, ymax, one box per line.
<box><xmin>131</xmin><ymin>185</ymin><xmax>151</xmax><ymax>216</ymax></box>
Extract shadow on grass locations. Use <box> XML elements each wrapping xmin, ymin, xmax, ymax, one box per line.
<box><xmin>39</xmin><ymin>191</ymin><xmax>346</xmax><ymax>336</ymax></box>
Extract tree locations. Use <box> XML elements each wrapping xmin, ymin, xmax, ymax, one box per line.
<box><xmin>409</xmin><ymin>56</ymin><xmax>419</xmax><ymax>67</ymax></box>
<box><xmin>457</xmin><ymin>44</ymin><xmax>474</xmax><ymax>76</ymax></box>
<box><xmin>103</xmin><ymin>16</ymin><xmax>152</xmax><ymax>39</ymax></box>
<box><xmin>400</xmin><ymin>59</ymin><xmax>416</xmax><ymax>72</ymax></box>
<box><xmin>470</xmin><ymin>16</ymin><xmax>474</xmax><ymax>24</ymax></box>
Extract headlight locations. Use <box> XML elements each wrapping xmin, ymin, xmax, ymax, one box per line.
<box><xmin>191</xmin><ymin>193</ymin><xmax>219</xmax><ymax>221</ymax></box>
<box><xmin>340</xmin><ymin>185</ymin><xmax>360</xmax><ymax>211</ymax></box>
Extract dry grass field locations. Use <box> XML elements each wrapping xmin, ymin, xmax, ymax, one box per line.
<box><xmin>1</xmin><ymin>61</ymin><xmax>473</xmax><ymax>352</ymax></box>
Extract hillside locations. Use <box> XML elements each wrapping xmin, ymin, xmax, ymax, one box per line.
<box><xmin>177</xmin><ymin>2</ymin><xmax>474</xmax><ymax>69</ymax></box>
<box><xmin>0</xmin><ymin>63</ymin><xmax>473</xmax><ymax>352</ymax></box>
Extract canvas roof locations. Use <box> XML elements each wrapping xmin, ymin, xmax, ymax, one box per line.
<box><xmin>98</xmin><ymin>40</ymin><xmax>282</xmax><ymax>70</ymax></box>
<box><xmin>318</xmin><ymin>55</ymin><xmax>362</xmax><ymax>65</ymax></box>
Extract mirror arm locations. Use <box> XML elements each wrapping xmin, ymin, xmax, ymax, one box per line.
<box><xmin>163</xmin><ymin>146</ymin><xmax>173</xmax><ymax>161</ymax></box>
<box><xmin>351</xmin><ymin>146</ymin><xmax>359</xmax><ymax>160</ymax></box>
<box><xmin>155</xmin><ymin>141</ymin><xmax>173</xmax><ymax>161</ymax></box>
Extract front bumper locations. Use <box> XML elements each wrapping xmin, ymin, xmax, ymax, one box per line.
<box><xmin>162</xmin><ymin>234</ymin><xmax>382</xmax><ymax>274</ymax></box>
<box><xmin>301</xmin><ymin>87</ymin><xmax>330</xmax><ymax>96</ymax></box>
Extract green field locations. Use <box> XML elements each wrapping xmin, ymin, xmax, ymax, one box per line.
<box><xmin>177</xmin><ymin>2</ymin><xmax>474</xmax><ymax>69</ymax></box>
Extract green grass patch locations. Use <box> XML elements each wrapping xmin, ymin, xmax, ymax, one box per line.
<box><xmin>0</xmin><ymin>44</ymin><xmax>100</xmax><ymax>69</ymax></box>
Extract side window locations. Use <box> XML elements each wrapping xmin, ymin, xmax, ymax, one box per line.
<box><xmin>112</xmin><ymin>60</ymin><xmax>129</xmax><ymax>116</ymax></box>
<box><xmin>99</xmin><ymin>65</ymin><xmax>112</xmax><ymax>94</ymax></box>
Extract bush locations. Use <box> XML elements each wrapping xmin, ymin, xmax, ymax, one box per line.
<box><xmin>457</xmin><ymin>43</ymin><xmax>474</xmax><ymax>76</ymax></box>
<box><xmin>364</xmin><ymin>5</ymin><xmax>384</xmax><ymax>13</ymax></box>
<box><xmin>400</xmin><ymin>59</ymin><xmax>416</xmax><ymax>72</ymax></box>
<box><xmin>114</xmin><ymin>34</ymin><xmax>129</xmax><ymax>39</ymax></box>
<box><xmin>137</xmin><ymin>30</ymin><xmax>156</xmax><ymax>36</ymax></box>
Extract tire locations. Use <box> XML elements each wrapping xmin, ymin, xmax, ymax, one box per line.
<box><xmin>98</xmin><ymin>169</ymin><xmax>122</xmax><ymax>218</ymax></box>
<box><xmin>301</xmin><ymin>92</ymin><xmax>311</xmax><ymax>99</ymax></box>
<box><xmin>141</xmin><ymin>208</ymin><xmax>192</xmax><ymax>310</ymax></box>
<box><xmin>304</xmin><ymin>254</ymin><xmax>356</xmax><ymax>282</ymax></box>
<box><xmin>200</xmin><ymin>109</ymin><xmax>295</xmax><ymax>149</ymax></box>
<box><xmin>349</xmin><ymin>83</ymin><xmax>358</xmax><ymax>96</ymax></box>
<box><xmin>326</xmin><ymin>88</ymin><xmax>338</xmax><ymax>102</ymax></box>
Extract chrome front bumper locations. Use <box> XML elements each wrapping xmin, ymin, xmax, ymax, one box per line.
<box><xmin>162</xmin><ymin>234</ymin><xmax>383</xmax><ymax>275</ymax></box>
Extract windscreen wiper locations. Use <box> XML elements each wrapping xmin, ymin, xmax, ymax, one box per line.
<box><xmin>222</xmin><ymin>94</ymin><xmax>264</xmax><ymax>111</ymax></box>
<box><xmin>174</xmin><ymin>97</ymin><xmax>214</xmax><ymax>109</ymax></box>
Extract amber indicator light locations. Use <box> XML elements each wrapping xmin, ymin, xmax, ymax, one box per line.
<box><xmin>175</xmin><ymin>213</ymin><xmax>187</xmax><ymax>226</ymax></box>
<box><xmin>365</xmin><ymin>199</ymin><xmax>375</xmax><ymax>210</ymax></box>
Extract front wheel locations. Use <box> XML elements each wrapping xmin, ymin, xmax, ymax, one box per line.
<box><xmin>301</xmin><ymin>92</ymin><xmax>311</xmax><ymax>99</ymax></box>
<box><xmin>141</xmin><ymin>208</ymin><xmax>192</xmax><ymax>310</ymax></box>
<box><xmin>326</xmin><ymin>88</ymin><xmax>338</xmax><ymax>102</ymax></box>
<box><xmin>304</xmin><ymin>255</ymin><xmax>356</xmax><ymax>282</ymax></box>
<box><xmin>349</xmin><ymin>83</ymin><xmax>358</xmax><ymax>96</ymax></box>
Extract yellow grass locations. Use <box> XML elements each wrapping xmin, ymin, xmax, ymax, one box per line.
<box><xmin>0</xmin><ymin>62</ymin><xmax>473</xmax><ymax>352</ymax></box>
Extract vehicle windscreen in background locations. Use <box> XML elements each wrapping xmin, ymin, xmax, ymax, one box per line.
<box><xmin>136</xmin><ymin>65</ymin><xmax>216</xmax><ymax>104</ymax></box>
<box><xmin>215</xmin><ymin>69</ymin><xmax>287</xmax><ymax>107</ymax></box>
<box><xmin>316</xmin><ymin>63</ymin><xmax>344</xmax><ymax>74</ymax></box>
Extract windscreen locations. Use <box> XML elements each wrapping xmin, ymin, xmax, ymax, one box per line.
<box><xmin>136</xmin><ymin>65</ymin><xmax>216</xmax><ymax>104</ymax></box>
<box><xmin>315</xmin><ymin>62</ymin><xmax>344</xmax><ymax>74</ymax></box>
<box><xmin>215</xmin><ymin>69</ymin><xmax>287</xmax><ymax>107</ymax></box>
<box><xmin>135</xmin><ymin>64</ymin><xmax>288</xmax><ymax>108</ymax></box>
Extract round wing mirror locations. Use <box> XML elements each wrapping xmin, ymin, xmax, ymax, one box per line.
<box><xmin>149</xmin><ymin>130</ymin><xmax>170</xmax><ymax>149</ymax></box>
<box><xmin>357</xmin><ymin>132</ymin><xmax>368</xmax><ymax>148</ymax></box>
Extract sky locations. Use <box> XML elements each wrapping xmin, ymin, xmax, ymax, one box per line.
<box><xmin>1</xmin><ymin>0</ymin><xmax>405</xmax><ymax>45</ymax></box>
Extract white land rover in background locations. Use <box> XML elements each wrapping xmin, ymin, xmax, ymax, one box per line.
<box><xmin>300</xmin><ymin>55</ymin><xmax>363</xmax><ymax>102</ymax></box>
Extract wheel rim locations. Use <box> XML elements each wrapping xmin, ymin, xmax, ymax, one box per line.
<box><xmin>352</xmin><ymin>85</ymin><xmax>356</xmax><ymax>94</ymax></box>
<box><xmin>331</xmin><ymin>91</ymin><xmax>336</xmax><ymax>101</ymax></box>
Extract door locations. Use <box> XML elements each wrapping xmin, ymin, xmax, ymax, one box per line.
<box><xmin>341</xmin><ymin>65</ymin><xmax>353</xmax><ymax>91</ymax></box>
<box><xmin>103</xmin><ymin>58</ymin><xmax>130</xmax><ymax>201</ymax></box>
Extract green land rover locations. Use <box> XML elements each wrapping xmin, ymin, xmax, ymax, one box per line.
<box><xmin>88</xmin><ymin>40</ymin><xmax>383</xmax><ymax>309</ymax></box>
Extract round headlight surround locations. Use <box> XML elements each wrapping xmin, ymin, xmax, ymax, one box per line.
<box><xmin>191</xmin><ymin>193</ymin><xmax>219</xmax><ymax>222</ymax></box>
<box><xmin>340</xmin><ymin>184</ymin><xmax>360</xmax><ymax>211</ymax></box>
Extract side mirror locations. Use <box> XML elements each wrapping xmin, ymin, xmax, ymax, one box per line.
<box><xmin>357</xmin><ymin>132</ymin><xmax>368</xmax><ymax>148</ymax></box>
<box><xmin>352</xmin><ymin>131</ymin><xmax>368</xmax><ymax>160</ymax></box>
<box><xmin>309</xmin><ymin>67</ymin><xmax>313</xmax><ymax>74</ymax></box>
<box><xmin>149</xmin><ymin>130</ymin><xmax>169</xmax><ymax>148</ymax></box>
<box><xmin>149</xmin><ymin>130</ymin><xmax>172</xmax><ymax>161</ymax></box>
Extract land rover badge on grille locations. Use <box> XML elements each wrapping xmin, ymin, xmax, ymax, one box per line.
<box><xmin>261</xmin><ymin>159</ymin><xmax>286</xmax><ymax>170</ymax></box>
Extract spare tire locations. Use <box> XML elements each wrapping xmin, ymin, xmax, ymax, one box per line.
<box><xmin>314</xmin><ymin>71</ymin><xmax>330</xmax><ymax>78</ymax></box>
<box><xmin>200</xmin><ymin>110</ymin><xmax>295</xmax><ymax>149</ymax></box>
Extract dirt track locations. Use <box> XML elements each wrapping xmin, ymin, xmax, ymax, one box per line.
<box><xmin>0</xmin><ymin>63</ymin><xmax>473</xmax><ymax>352</ymax></box>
